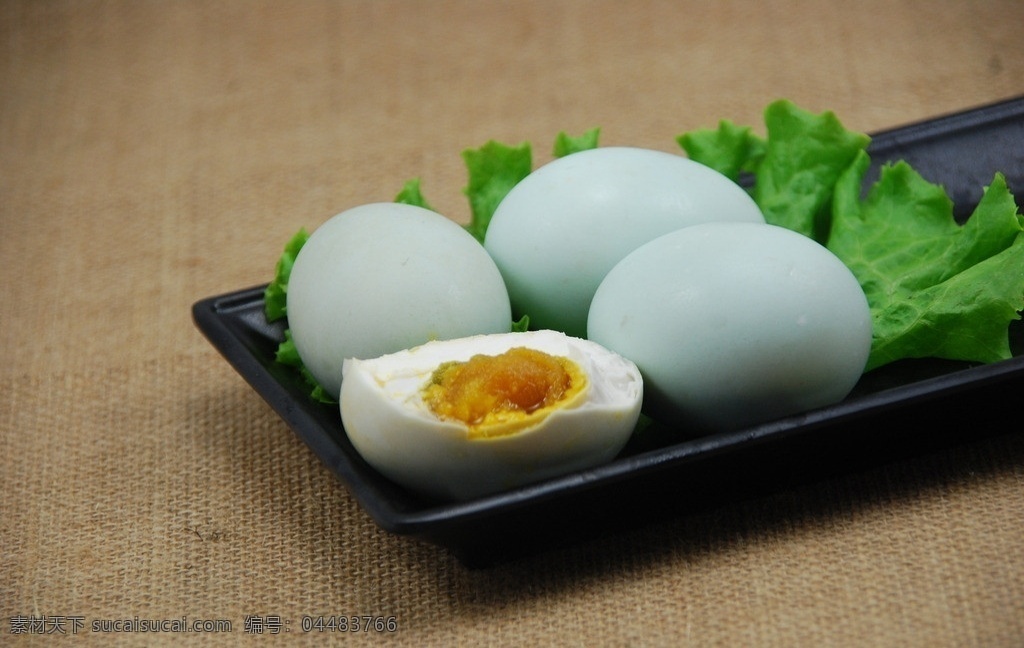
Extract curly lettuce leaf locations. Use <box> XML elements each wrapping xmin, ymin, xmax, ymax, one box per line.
<box><xmin>678</xmin><ymin>99</ymin><xmax>1024</xmax><ymax>372</ymax></box>
<box><xmin>462</xmin><ymin>140</ymin><xmax>532</xmax><ymax>243</ymax></box>
<box><xmin>395</xmin><ymin>178</ymin><xmax>435</xmax><ymax>211</ymax></box>
<box><xmin>511</xmin><ymin>314</ymin><xmax>530</xmax><ymax>332</ymax></box>
<box><xmin>396</xmin><ymin>129</ymin><xmax>599</xmax><ymax>245</ymax></box>
<box><xmin>274</xmin><ymin>329</ymin><xmax>336</xmax><ymax>404</ymax></box>
<box><xmin>677</xmin><ymin>119</ymin><xmax>765</xmax><ymax>183</ymax></box>
<box><xmin>262</xmin><ymin>231</ymin><xmax>337</xmax><ymax>404</ymax></box>
<box><xmin>553</xmin><ymin>127</ymin><xmax>600</xmax><ymax>158</ymax></box>
<box><xmin>829</xmin><ymin>154</ymin><xmax>1024</xmax><ymax>370</ymax></box>
<box><xmin>681</xmin><ymin>100</ymin><xmax>870</xmax><ymax>242</ymax></box>
<box><xmin>755</xmin><ymin>100</ymin><xmax>871</xmax><ymax>241</ymax></box>
<box><xmin>264</xmin><ymin>228</ymin><xmax>309</xmax><ymax>322</ymax></box>
<box><xmin>866</xmin><ymin>244</ymin><xmax>1024</xmax><ymax>370</ymax></box>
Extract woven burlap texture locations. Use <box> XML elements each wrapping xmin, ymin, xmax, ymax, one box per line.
<box><xmin>3</xmin><ymin>1</ymin><xmax>1024</xmax><ymax>645</ymax></box>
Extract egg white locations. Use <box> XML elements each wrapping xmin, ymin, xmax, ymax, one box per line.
<box><xmin>339</xmin><ymin>330</ymin><xmax>643</xmax><ymax>501</ymax></box>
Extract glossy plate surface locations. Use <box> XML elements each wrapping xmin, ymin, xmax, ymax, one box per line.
<box><xmin>193</xmin><ymin>97</ymin><xmax>1024</xmax><ymax>566</ymax></box>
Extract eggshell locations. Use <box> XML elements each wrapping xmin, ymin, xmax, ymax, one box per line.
<box><xmin>339</xmin><ymin>330</ymin><xmax>643</xmax><ymax>501</ymax></box>
<box><xmin>483</xmin><ymin>147</ymin><xmax>764</xmax><ymax>337</ymax></box>
<box><xmin>287</xmin><ymin>203</ymin><xmax>512</xmax><ymax>399</ymax></box>
<box><xmin>587</xmin><ymin>222</ymin><xmax>872</xmax><ymax>431</ymax></box>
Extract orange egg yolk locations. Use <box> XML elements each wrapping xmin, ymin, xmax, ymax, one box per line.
<box><xmin>422</xmin><ymin>347</ymin><xmax>587</xmax><ymax>438</ymax></box>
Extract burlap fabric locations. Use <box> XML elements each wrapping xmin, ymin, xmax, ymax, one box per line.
<box><xmin>3</xmin><ymin>1</ymin><xmax>1024</xmax><ymax>645</ymax></box>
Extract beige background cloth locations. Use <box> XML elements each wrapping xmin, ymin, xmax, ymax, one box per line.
<box><xmin>3</xmin><ymin>1</ymin><xmax>1024</xmax><ymax>645</ymax></box>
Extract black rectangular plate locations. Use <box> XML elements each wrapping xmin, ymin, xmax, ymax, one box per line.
<box><xmin>193</xmin><ymin>96</ymin><xmax>1024</xmax><ymax>567</ymax></box>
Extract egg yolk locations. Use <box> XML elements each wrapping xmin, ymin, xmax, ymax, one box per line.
<box><xmin>422</xmin><ymin>347</ymin><xmax>588</xmax><ymax>438</ymax></box>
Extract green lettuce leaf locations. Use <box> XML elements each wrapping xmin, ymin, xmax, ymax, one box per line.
<box><xmin>274</xmin><ymin>329</ymin><xmax>337</xmax><ymax>404</ymax></box>
<box><xmin>754</xmin><ymin>100</ymin><xmax>871</xmax><ymax>242</ymax></box>
<box><xmin>678</xmin><ymin>99</ymin><xmax>1024</xmax><ymax>372</ymax></box>
<box><xmin>677</xmin><ymin>119</ymin><xmax>765</xmax><ymax>183</ymax></box>
<box><xmin>264</xmin><ymin>228</ymin><xmax>309</xmax><ymax>322</ymax></box>
<box><xmin>757</xmin><ymin>99</ymin><xmax>868</xmax><ymax>241</ymax></box>
<box><xmin>680</xmin><ymin>100</ymin><xmax>870</xmax><ymax>242</ymax></box>
<box><xmin>394</xmin><ymin>178</ymin><xmax>435</xmax><ymax>211</ymax></box>
<box><xmin>264</xmin><ymin>230</ymin><xmax>336</xmax><ymax>404</ymax></box>
<box><xmin>829</xmin><ymin>155</ymin><xmax>1024</xmax><ymax>370</ymax></box>
<box><xmin>462</xmin><ymin>140</ymin><xmax>532</xmax><ymax>243</ymax></box>
<box><xmin>866</xmin><ymin>242</ymin><xmax>1024</xmax><ymax>370</ymax></box>
<box><xmin>273</xmin><ymin>328</ymin><xmax>302</xmax><ymax>365</ymax></box>
<box><xmin>397</xmin><ymin>129</ymin><xmax>598</xmax><ymax>245</ymax></box>
<box><xmin>553</xmin><ymin>127</ymin><xmax>600</xmax><ymax>158</ymax></box>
